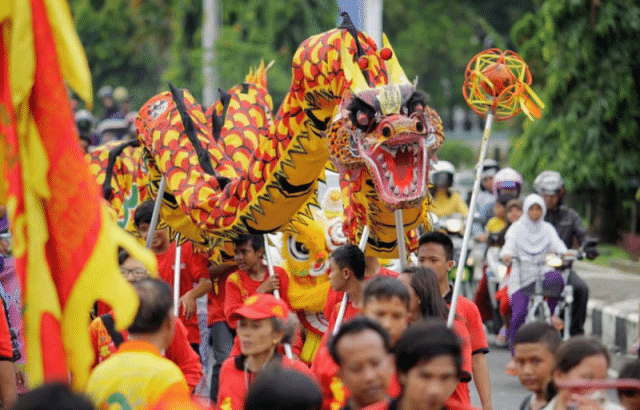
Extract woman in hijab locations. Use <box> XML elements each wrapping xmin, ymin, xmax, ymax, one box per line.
<box><xmin>500</xmin><ymin>194</ymin><xmax>568</xmax><ymax>349</ymax></box>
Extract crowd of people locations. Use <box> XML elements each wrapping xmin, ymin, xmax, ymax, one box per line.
<box><xmin>72</xmin><ymin>85</ymin><xmax>138</xmax><ymax>153</ymax></box>
<box><xmin>1</xmin><ymin>142</ymin><xmax>640</xmax><ymax>409</ymax></box>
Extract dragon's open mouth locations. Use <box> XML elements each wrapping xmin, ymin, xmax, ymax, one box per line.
<box><xmin>360</xmin><ymin>135</ymin><xmax>429</xmax><ymax>207</ymax></box>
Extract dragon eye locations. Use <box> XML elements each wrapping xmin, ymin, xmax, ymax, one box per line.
<box><xmin>288</xmin><ymin>236</ymin><xmax>310</xmax><ymax>261</ymax></box>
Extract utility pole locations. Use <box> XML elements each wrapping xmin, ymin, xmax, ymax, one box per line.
<box><xmin>202</xmin><ymin>0</ymin><xmax>219</xmax><ymax>108</ymax></box>
<box><xmin>363</xmin><ymin>0</ymin><xmax>382</xmax><ymax>47</ymax></box>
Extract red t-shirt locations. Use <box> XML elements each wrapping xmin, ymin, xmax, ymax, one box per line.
<box><xmin>156</xmin><ymin>242</ymin><xmax>210</xmax><ymax>344</ymax></box>
<box><xmin>0</xmin><ymin>299</ymin><xmax>13</xmax><ymax>360</ymax></box>
<box><xmin>223</xmin><ymin>266</ymin><xmax>290</xmax><ymax>328</ymax></box>
<box><xmin>217</xmin><ymin>354</ymin><xmax>315</xmax><ymax>410</ymax></box>
<box><xmin>445</xmin><ymin>293</ymin><xmax>489</xmax><ymax>356</ymax></box>
<box><xmin>207</xmin><ymin>269</ymin><xmax>231</xmax><ymax>326</ymax></box>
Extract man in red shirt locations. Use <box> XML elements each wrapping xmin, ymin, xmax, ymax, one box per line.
<box><xmin>134</xmin><ymin>201</ymin><xmax>212</xmax><ymax>353</ymax></box>
<box><xmin>418</xmin><ymin>232</ymin><xmax>492</xmax><ymax>410</ymax></box>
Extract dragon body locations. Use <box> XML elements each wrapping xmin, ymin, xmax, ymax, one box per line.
<box><xmin>89</xmin><ymin>18</ymin><xmax>443</xmax><ymax>261</ymax></box>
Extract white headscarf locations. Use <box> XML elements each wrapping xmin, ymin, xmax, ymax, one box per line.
<box><xmin>501</xmin><ymin>194</ymin><xmax>568</xmax><ymax>294</ymax></box>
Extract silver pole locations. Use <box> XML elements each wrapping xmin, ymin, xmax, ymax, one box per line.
<box><xmin>202</xmin><ymin>0</ymin><xmax>219</xmax><ymax>107</ymax></box>
<box><xmin>173</xmin><ymin>233</ymin><xmax>182</xmax><ymax>316</ymax></box>
<box><xmin>363</xmin><ymin>0</ymin><xmax>383</xmax><ymax>47</ymax></box>
<box><xmin>263</xmin><ymin>234</ymin><xmax>293</xmax><ymax>359</ymax></box>
<box><xmin>332</xmin><ymin>225</ymin><xmax>370</xmax><ymax>335</ymax></box>
<box><xmin>447</xmin><ymin>111</ymin><xmax>494</xmax><ymax>327</ymax></box>
<box><xmin>394</xmin><ymin>209</ymin><xmax>407</xmax><ymax>270</ymax></box>
<box><xmin>145</xmin><ymin>176</ymin><xmax>167</xmax><ymax>249</ymax></box>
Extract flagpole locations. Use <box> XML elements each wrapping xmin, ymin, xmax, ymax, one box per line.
<box><xmin>447</xmin><ymin>110</ymin><xmax>494</xmax><ymax>327</ymax></box>
<box><xmin>145</xmin><ymin>176</ymin><xmax>167</xmax><ymax>249</ymax></box>
<box><xmin>332</xmin><ymin>225</ymin><xmax>370</xmax><ymax>335</ymax></box>
<box><xmin>394</xmin><ymin>209</ymin><xmax>407</xmax><ymax>270</ymax></box>
<box><xmin>263</xmin><ymin>234</ymin><xmax>293</xmax><ymax>359</ymax></box>
<box><xmin>173</xmin><ymin>233</ymin><xmax>182</xmax><ymax>316</ymax></box>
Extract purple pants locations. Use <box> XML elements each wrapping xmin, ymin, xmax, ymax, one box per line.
<box><xmin>509</xmin><ymin>270</ymin><xmax>564</xmax><ymax>353</ymax></box>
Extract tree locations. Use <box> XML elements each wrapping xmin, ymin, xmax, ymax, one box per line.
<box><xmin>511</xmin><ymin>0</ymin><xmax>640</xmax><ymax>240</ymax></box>
<box><xmin>216</xmin><ymin>0</ymin><xmax>336</xmax><ymax>106</ymax></box>
<box><xmin>383</xmin><ymin>0</ymin><xmax>504</xmax><ymax>124</ymax></box>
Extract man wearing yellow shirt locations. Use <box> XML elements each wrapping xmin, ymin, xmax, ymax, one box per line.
<box><xmin>86</xmin><ymin>278</ymin><xmax>190</xmax><ymax>410</ymax></box>
<box><xmin>428</xmin><ymin>160</ymin><xmax>469</xmax><ymax>218</ymax></box>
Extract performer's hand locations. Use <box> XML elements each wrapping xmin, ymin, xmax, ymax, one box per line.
<box><xmin>257</xmin><ymin>276</ymin><xmax>280</xmax><ymax>294</ymax></box>
<box><xmin>14</xmin><ymin>364</ymin><xmax>25</xmax><ymax>389</ymax></box>
<box><xmin>502</xmin><ymin>255</ymin><xmax>513</xmax><ymax>265</ymax></box>
<box><xmin>179</xmin><ymin>291</ymin><xmax>197</xmax><ymax>320</ymax></box>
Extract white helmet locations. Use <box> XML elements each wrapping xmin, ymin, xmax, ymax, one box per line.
<box><xmin>534</xmin><ymin>170</ymin><xmax>565</xmax><ymax>196</ymax></box>
<box><xmin>493</xmin><ymin>167</ymin><xmax>523</xmax><ymax>197</ymax></box>
<box><xmin>431</xmin><ymin>160</ymin><xmax>455</xmax><ymax>187</ymax></box>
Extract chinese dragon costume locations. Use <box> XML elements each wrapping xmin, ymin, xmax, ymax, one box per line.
<box><xmin>89</xmin><ymin>15</ymin><xmax>444</xmax><ymax>263</ymax></box>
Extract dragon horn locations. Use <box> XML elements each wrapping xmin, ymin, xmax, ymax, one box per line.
<box><xmin>382</xmin><ymin>33</ymin><xmax>410</xmax><ymax>85</ymax></box>
<box><xmin>341</xmin><ymin>40</ymin><xmax>370</xmax><ymax>94</ymax></box>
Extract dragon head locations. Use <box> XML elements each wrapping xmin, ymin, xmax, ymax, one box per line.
<box><xmin>329</xmin><ymin>35</ymin><xmax>443</xmax><ymax>209</ymax></box>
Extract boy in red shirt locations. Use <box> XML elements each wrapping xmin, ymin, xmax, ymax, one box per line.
<box><xmin>223</xmin><ymin>234</ymin><xmax>290</xmax><ymax>326</ymax></box>
<box><xmin>134</xmin><ymin>201</ymin><xmax>212</xmax><ymax>353</ymax></box>
<box><xmin>418</xmin><ymin>232</ymin><xmax>492</xmax><ymax>410</ymax></box>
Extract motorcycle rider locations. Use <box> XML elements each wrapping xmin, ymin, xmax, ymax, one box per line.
<box><xmin>473</xmin><ymin>159</ymin><xmax>501</xmax><ymax>238</ymax></box>
<box><xmin>429</xmin><ymin>160</ymin><xmax>469</xmax><ymax>218</ymax></box>
<box><xmin>533</xmin><ymin>170</ymin><xmax>596</xmax><ymax>336</ymax></box>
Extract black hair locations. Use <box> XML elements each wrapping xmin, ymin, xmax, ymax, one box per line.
<box><xmin>11</xmin><ymin>382</ymin><xmax>95</xmax><ymax>410</ymax></box>
<box><xmin>329</xmin><ymin>316</ymin><xmax>392</xmax><ymax>366</ymax></box>
<box><xmin>546</xmin><ymin>336</ymin><xmax>610</xmax><ymax>400</ymax></box>
<box><xmin>555</xmin><ymin>337</ymin><xmax>609</xmax><ymax>374</ymax></box>
<box><xmin>513</xmin><ymin>321</ymin><xmax>561</xmax><ymax>353</ymax></box>
<box><xmin>363</xmin><ymin>276</ymin><xmax>410</xmax><ymax>310</ymax></box>
<box><xmin>394</xmin><ymin>319</ymin><xmax>462</xmax><ymax>378</ymax></box>
<box><xmin>618</xmin><ymin>358</ymin><xmax>640</xmax><ymax>398</ymax></box>
<box><xmin>330</xmin><ymin>244</ymin><xmax>366</xmax><ymax>280</ymax></box>
<box><xmin>401</xmin><ymin>266</ymin><xmax>449</xmax><ymax>320</ymax></box>
<box><xmin>133</xmin><ymin>200</ymin><xmax>155</xmax><ymax>228</ymax></box>
<box><xmin>232</xmin><ymin>234</ymin><xmax>264</xmax><ymax>252</ymax></box>
<box><xmin>245</xmin><ymin>362</ymin><xmax>322</xmax><ymax>410</ymax></box>
<box><xmin>128</xmin><ymin>278</ymin><xmax>173</xmax><ymax>334</ymax></box>
<box><xmin>118</xmin><ymin>248</ymin><xmax>130</xmax><ymax>266</ymax></box>
<box><xmin>418</xmin><ymin>231</ymin><xmax>454</xmax><ymax>261</ymax></box>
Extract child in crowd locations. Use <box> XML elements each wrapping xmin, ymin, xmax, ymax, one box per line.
<box><xmin>501</xmin><ymin>194</ymin><xmax>568</xmax><ymax>349</ymax></box>
<box><xmin>224</xmin><ymin>234</ymin><xmax>291</xmax><ymax>327</ymax></box>
<box><xmin>364</xmin><ymin>320</ymin><xmax>464</xmax><ymax>410</ymax></box>
<box><xmin>618</xmin><ymin>359</ymin><xmax>640</xmax><ymax>410</ymax></box>
<box><xmin>492</xmin><ymin>198</ymin><xmax>523</xmax><ymax>347</ymax></box>
<box><xmin>543</xmin><ymin>337</ymin><xmax>624</xmax><ymax>410</ymax></box>
<box><xmin>513</xmin><ymin>322</ymin><xmax>561</xmax><ymax>410</ymax></box>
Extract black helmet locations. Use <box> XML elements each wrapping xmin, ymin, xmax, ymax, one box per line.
<box><xmin>75</xmin><ymin>109</ymin><xmax>95</xmax><ymax>137</ymax></box>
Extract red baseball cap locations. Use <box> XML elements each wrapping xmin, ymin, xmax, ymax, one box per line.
<box><xmin>230</xmin><ymin>294</ymin><xmax>289</xmax><ymax>322</ymax></box>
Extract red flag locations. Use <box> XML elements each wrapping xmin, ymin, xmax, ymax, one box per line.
<box><xmin>0</xmin><ymin>0</ymin><xmax>156</xmax><ymax>388</ymax></box>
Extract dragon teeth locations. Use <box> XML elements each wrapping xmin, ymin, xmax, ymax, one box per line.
<box><xmin>389</xmin><ymin>175</ymin><xmax>395</xmax><ymax>189</ymax></box>
<box><xmin>377</xmin><ymin>154</ymin><xmax>384</xmax><ymax>162</ymax></box>
<box><xmin>384</xmin><ymin>170</ymin><xmax>391</xmax><ymax>179</ymax></box>
<box><xmin>394</xmin><ymin>186</ymin><xmax>400</xmax><ymax>195</ymax></box>
<box><xmin>382</xmin><ymin>163</ymin><xmax>387</xmax><ymax>170</ymax></box>
<box><xmin>403</xmin><ymin>187</ymin><xmax>409</xmax><ymax>196</ymax></box>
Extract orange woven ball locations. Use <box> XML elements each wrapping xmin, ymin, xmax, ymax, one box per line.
<box><xmin>480</xmin><ymin>63</ymin><xmax>514</xmax><ymax>96</ymax></box>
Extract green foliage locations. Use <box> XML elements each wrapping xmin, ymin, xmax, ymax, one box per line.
<box><xmin>383</xmin><ymin>1</ymin><xmax>505</xmax><ymax>114</ymax></box>
<box><xmin>437</xmin><ymin>139</ymin><xmax>476</xmax><ymax>169</ymax></box>
<box><xmin>510</xmin><ymin>0</ymin><xmax>640</xmax><ymax>192</ymax></box>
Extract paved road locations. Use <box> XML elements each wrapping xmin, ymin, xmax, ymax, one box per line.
<box><xmin>574</xmin><ymin>261</ymin><xmax>640</xmax><ymax>304</ymax></box>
